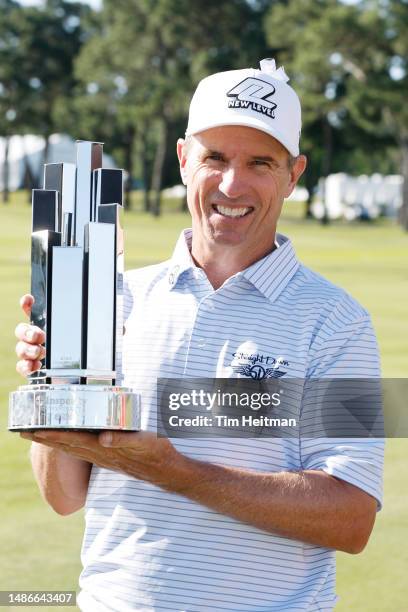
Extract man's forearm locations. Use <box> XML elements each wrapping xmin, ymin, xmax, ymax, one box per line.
<box><xmin>164</xmin><ymin>455</ymin><xmax>377</xmax><ymax>554</ymax></box>
<box><xmin>30</xmin><ymin>442</ymin><xmax>92</xmax><ymax>515</ymax></box>
<box><xmin>22</xmin><ymin>429</ymin><xmax>377</xmax><ymax>552</ymax></box>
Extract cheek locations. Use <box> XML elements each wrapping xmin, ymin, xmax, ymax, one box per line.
<box><xmin>187</xmin><ymin>169</ymin><xmax>220</xmax><ymax>206</ymax></box>
<box><xmin>257</xmin><ymin>181</ymin><xmax>279</xmax><ymax>206</ymax></box>
<box><xmin>186</xmin><ymin>180</ymin><xmax>208</xmax><ymax>219</ymax></box>
<box><xmin>260</xmin><ymin>174</ymin><xmax>289</xmax><ymax>203</ymax></box>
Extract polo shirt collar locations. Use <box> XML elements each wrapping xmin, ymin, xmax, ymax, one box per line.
<box><xmin>241</xmin><ymin>233</ymin><xmax>299</xmax><ymax>303</ymax></box>
<box><xmin>167</xmin><ymin>229</ymin><xmax>299</xmax><ymax>303</ymax></box>
<box><xmin>167</xmin><ymin>228</ymin><xmax>195</xmax><ymax>288</ymax></box>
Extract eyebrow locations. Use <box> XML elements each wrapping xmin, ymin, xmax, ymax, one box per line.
<box><xmin>200</xmin><ymin>149</ymin><xmax>278</xmax><ymax>164</ymax></box>
<box><xmin>250</xmin><ymin>155</ymin><xmax>277</xmax><ymax>163</ymax></box>
<box><xmin>249</xmin><ymin>155</ymin><xmax>281</xmax><ymax>169</ymax></box>
<box><xmin>200</xmin><ymin>148</ymin><xmax>224</xmax><ymax>157</ymax></box>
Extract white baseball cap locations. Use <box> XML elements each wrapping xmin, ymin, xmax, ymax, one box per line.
<box><xmin>186</xmin><ymin>58</ymin><xmax>301</xmax><ymax>157</ymax></box>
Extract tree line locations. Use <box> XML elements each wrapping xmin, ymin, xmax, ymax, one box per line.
<box><xmin>0</xmin><ymin>0</ymin><xmax>407</xmax><ymax>226</ymax></box>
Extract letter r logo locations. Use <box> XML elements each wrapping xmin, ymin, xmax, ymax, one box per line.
<box><xmin>227</xmin><ymin>77</ymin><xmax>276</xmax><ymax>110</ymax></box>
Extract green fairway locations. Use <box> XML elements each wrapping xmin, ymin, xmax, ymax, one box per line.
<box><xmin>1</xmin><ymin>193</ymin><xmax>407</xmax><ymax>611</ymax></box>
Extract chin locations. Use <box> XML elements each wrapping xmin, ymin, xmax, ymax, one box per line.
<box><xmin>210</xmin><ymin>230</ymin><xmax>246</xmax><ymax>246</ymax></box>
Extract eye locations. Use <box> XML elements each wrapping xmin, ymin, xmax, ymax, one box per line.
<box><xmin>252</xmin><ymin>159</ymin><xmax>272</xmax><ymax>168</ymax></box>
<box><xmin>206</xmin><ymin>153</ymin><xmax>224</xmax><ymax>162</ymax></box>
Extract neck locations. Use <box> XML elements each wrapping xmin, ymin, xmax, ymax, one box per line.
<box><xmin>190</xmin><ymin>237</ymin><xmax>277</xmax><ymax>290</ymax></box>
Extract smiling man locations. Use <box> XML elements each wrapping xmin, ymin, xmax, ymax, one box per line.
<box><xmin>177</xmin><ymin>125</ymin><xmax>305</xmax><ymax>288</ymax></box>
<box><xmin>16</xmin><ymin>59</ymin><xmax>383</xmax><ymax>611</ymax></box>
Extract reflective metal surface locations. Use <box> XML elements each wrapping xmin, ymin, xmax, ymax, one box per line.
<box><xmin>97</xmin><ymin>204</ymin><xmax>124</xmax><ymax>366</ymax></box>
<box><xmin>62</xmin><ymin>212</ymin><xmax>73</xmax><ymax>246</ymax></box>
<box><xmin>50</xmin><ymin>247</ymin><xmax>83</xmax><ymax>372</ymax></box>
<box><xmin>92</xmin><ymin>168</ymin><xmax>123</xmax><ymax>221</ymax></box>
<box><xmin>84</xmin><ymin>222</ymin><xmax>115</xmax><ymax>375</ymax></box>
<box><xmin>9</xmin><ymin>385</ymin><xmax>141</xmax><ymax>431</ymax></box>
<box><xmin>31</xmin><ymin>230</ymin><xmax>61</xmax><ymax>367</ymax></box>
<box><xmin>61</xmin><ymin>164</ymin><xmax>76</xmax><ymax>215</ymax></box>
<box><xmin>44</xmin><ymin>163</ymin><xmax>76</xmax><ymax>232</ymax></box>
<box><xmin>32</xmin><ymin>190</ymin><xmax>59</xmax><ymax>232</ymax></box>
<box><xmin>9</xmin><ymin>140</ymin><xmax>139</xmax><ymax>432</ymax></box>
<box><xmin>75</xmin><ymin>141</ymin><xmax>103</xmax><ymax>246</ymax></box>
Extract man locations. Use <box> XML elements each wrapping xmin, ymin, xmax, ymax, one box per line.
<box><xmin>15</xmin><ymin>59</ymin><xmax>383</xmax><ymax>611</ymax></box>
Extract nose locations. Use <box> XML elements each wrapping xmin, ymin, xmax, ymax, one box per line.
<box><xmin>218</xmin><ymin>166</ymin><xmax>248</xmax><ymax>199</ymax></box>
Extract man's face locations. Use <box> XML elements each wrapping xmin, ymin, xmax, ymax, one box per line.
<box><xmin>177</xmin><ymin>125</ymin><xmax>306</xmax><ymax>266</ymax></box>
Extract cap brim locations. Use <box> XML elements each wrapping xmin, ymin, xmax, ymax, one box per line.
<box><xmin>186</xmin><ymin>116</ymin><xmax>298</xmax><ymax>157</ymax></box>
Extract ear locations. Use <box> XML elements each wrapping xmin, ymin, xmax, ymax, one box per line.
<box><xmin>284</xmin><ymin>154</ymin><xmax>307</xmax><ymax>199</ymax></box>
<box><xmin>177</xmin><ymin>138</ymin><xmax>188</xmax><ymax>185</ymax></box>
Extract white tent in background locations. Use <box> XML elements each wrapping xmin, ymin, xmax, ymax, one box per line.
<box><xmin>312</xmin><ymin>172</ymin><xmax>403</xmax><ymax>220</ymax></box>
<box><xmin>0</xmin><ymin>134</ymin><xmax>117</xmax><ymax>191</ymax></box>
<box><xmin>380</xmin><ymin>175</ymin><xmax>404</xmax><ymax>217</ymax></box>
<box><xmin>286</xmin><ymin>186</ymin><xmax>309</xmax><ymax>202</ymax></box>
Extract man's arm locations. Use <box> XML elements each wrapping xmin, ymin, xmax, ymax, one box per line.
<box><xmin>20</xmin><ymin>429</ymin><xmax>377</xmax><ymax>553</ymax></box>
<box><xmin>29</xmin><ymin>443</ymin><xmax>92</xmax><ymax>515</ymax></box>
<box><xmin>166</xmin><ymin>453</ymin><xmax>377</xmax><ymax>554</ymax></box>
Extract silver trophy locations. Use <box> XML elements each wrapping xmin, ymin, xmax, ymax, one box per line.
<box><xmin>8</xmin><ymin>141</ymin><xmax>141</xmax><ymax>431</ymax></box>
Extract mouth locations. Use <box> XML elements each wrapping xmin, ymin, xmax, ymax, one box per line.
<box><xmin>212</xmin><ymin>204</ymin><xmax>254</xmax><ymax>218</ymax></box>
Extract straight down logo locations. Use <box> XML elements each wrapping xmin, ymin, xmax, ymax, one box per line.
<box><xmin>227</xmin><ymin>77</ymin><xmax>277</xmax><ymax>118</ymax></box>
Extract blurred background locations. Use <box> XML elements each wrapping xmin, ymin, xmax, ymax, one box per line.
<box><xmin>0</xmin><ymin>0</ymin><xmax>407</xmax><ymax>610</ymax></box>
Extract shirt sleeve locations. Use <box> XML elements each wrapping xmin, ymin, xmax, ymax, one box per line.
<box><xmin>300</xmin><ymin>308</ymin><xmax>384</xmax><ymax>509</ymax></box>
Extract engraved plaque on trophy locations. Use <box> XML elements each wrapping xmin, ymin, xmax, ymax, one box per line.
<box><xmin>8</xmin><ymin>141</ymin><xmax>141</xmax><ymax>431</ymax></box>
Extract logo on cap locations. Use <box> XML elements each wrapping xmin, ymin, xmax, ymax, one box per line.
<box><xmin>227</xmin><ymin>77</ymin><xmax>277</xmax><ymax>118</ymax></box>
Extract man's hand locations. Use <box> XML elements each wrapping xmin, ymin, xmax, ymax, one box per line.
<box><xmin>16</xmin><ymin>294</ymin><xmax>93</xmax><ymax>515</ymax></box>
<box><xmin>15</xmin><ymin>294</ymin><xmax>45</xmax><ymax>377</ymax></box>
<box><xmin>20</xmin><ymin>430</ymin><xmax>182</xmax><ymax>491</ymax></box>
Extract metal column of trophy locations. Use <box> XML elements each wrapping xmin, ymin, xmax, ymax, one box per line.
<box><xmin>8</xmin><ymin>141</ymin><xmax>141</xmax><ymax>431</ymax></box>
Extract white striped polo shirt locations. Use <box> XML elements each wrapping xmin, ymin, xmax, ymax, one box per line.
<box><xmin>78</xmin><ymin>230</ymin><xmax>383</xmax><ymax>612</ymax></box>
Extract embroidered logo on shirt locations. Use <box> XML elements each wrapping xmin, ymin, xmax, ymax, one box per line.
<box><xmin>232</xmin><ymin>363</ymin><xmax>286</xmax><ymax>380</ymax></box>
<box><xmin>231</xmin><ymin>352</ymin><xmax>288</xmax><ymax>380</ymax></box>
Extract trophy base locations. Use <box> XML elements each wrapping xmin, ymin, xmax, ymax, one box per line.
<box><xmin>8</xmin><ymin>384</ymin><xmax>141</xmax><ymax>431</ymax></box>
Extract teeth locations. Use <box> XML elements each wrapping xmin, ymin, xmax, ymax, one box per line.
<box><xmin>215</xmin><ymin>205</ymin><xmax>250</xmax><ymax>217</ymax></box>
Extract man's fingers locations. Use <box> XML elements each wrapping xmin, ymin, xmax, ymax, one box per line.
<box><xmin>16</xmin><ymin>359</ymin><xmax>42</xmax><ymax>377</ymax></box>
<box><xmin>20</xmin><ymin>294</ymin><xmax>34</xmax><ymax>318</ymax></box>
<box><xmin>20</xmin><ymin>432</ymin><xmax>36</xmax><ymax>441</ymax></box>
<box><xmin>15</xmin><ymin>340</ymin><xmax>46</xmax><ymax>361</ymax></box>
<box><xmin>33</xmin><ymin>430</ymin><xmax>100</xmax><ymax>447</ymax></box>
<box><xmin>15</xmin><ymin>323</ymin><xmax>45</xmax><ymax>345</ymax></box>
<box><xmin>15</xmin><ymin>298</ymin><xmax>45</xmax><ymax>379</ymax></box>
<box><xmin>99</xmin><ymin>430</ymin><xmax>153</xmax><ymax>448</ymax></box>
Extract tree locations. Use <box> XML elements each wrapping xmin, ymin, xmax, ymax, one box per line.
<box><xmin>378</xmin><ymin>0</ymin><xmax>408</xmax><ymax>229</ymax></box>
<box><xmin>74</xmin><ymin>0</ymin><xmax>270</xmax><ymax>214</ymax></box>
<box><xmin>264</xmin><ymin>0</ymin><xmax>405</xmax><ymax>222</ymax></box>
<box><xmin>0</xmin><ymin>1</ymin><xmax>32</xmax><ymax>201</ymax></box>
<box><xmin>17</xmin><ymin>0</ymin><xmax>95</xmax><ymax>179</ymax></box>
<box><xmin>0</xmin><ymin>0</ymin><xmax>94</xmax><ymax>199</ymax></box>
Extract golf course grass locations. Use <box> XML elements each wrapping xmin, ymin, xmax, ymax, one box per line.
<box><xmin>1</xmin><ymin>192</ymin><xmax>407</xmax><ymax>611</ymax></box>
